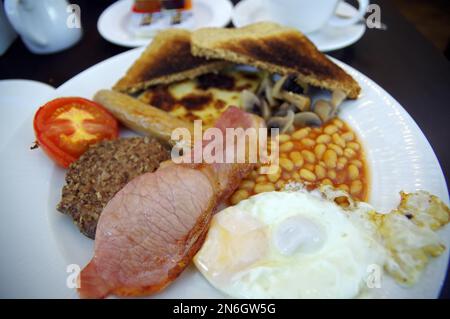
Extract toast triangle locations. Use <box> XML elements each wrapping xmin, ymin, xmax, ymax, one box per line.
<box><xmin>114</xmin><ymin>29</ymin><xmax>229</xmax><ymax>93</ymax></box>
<box><xmin>191</xmin><ymin>22</ymin><xmax>361</xmax><ymax>99</ymax></box>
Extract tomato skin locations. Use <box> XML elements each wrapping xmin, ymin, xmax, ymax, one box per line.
<box><xmin>35</xmin><ymin>131</ymin><xmax>77</xmax><ymax>168</ymax></box>
<box><xmin>34</xmin><ymin>97</ymin><xmax>119</xmax><ymax>168</ymax></box>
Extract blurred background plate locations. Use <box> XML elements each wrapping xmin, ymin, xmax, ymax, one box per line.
<box><xmin>98</xmin><ymin>0</ymin><xmax>234</xmax><ymax>47</ymax></box>
<box><xmin>232</xmin><ymin>0</ymin><xmax>366</xmax><ymax>52</ymax></box>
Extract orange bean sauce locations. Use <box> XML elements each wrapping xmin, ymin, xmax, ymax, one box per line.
<box><xmin>230</xmin><ymin>118</ymin><xmax>370</xmax><ymax>205</ymax></box>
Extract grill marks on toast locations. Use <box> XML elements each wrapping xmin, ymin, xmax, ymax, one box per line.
<box><xmin>138</xmin><ymin>36</ymin><xmax>215</xmax><ymax>84</ymax></box>
<box><xmin>223</xmin><ymin>35</ymin><xmax>342</xmax><ymax>80</ymax></box>
<box><xmin>113</xmin><ymin>29</ymin><xmax>228</xmax><ymax>93</ymax></box>
<box><xmin>191</xmin><ymin>22</ymin><xmax>361</xmax><ymax>99</ymax></box>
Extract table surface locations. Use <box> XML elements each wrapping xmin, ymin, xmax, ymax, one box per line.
<box><xmin>1</xmin><ymin>0</ymin><xmax>449</xmax><ymax>298</ymax></box>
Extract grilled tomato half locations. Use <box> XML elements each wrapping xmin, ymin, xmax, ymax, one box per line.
<box><xmin>33</xmin><ymin>97</ymin><xmax>119</xmax><ymax>168</ymax></box>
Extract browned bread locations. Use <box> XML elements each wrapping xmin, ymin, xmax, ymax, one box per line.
<box><xmin>114</xmin><ymin>29</ymin><xmax>229</xmax><ymax>93</ymax></box>
<box><xmin>191</xmin><ymin>22</ymin><xmax>361</xmax><ymax>99</ymax></box>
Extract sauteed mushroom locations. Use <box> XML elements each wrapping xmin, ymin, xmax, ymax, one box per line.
<box><xmin>257</xmin><ymin>72</ymin><xmax>277</xmax><ymax>107</ymax></box>
<box><xmin>256</xmin><ymin>72</ymin><xmax>271</xmax><ymax>95</ymax></box>
<box><xmin>281</xmin><ymin>91</ymin><xmax>311</xmax><ymax>112</ymax></box>
<box><xmin>294</xmin><ymin>112</ymin><xmax>322</xmax><ymax>128</ymax></box>
<box><xmin>313</xmin><ymin>99</ymin><xmax>336</xmax><ymax>123</ymax></box>
<box><xmin>272</xmin><ymin>75</ymin><xmax>289</xmax><ymax>99</ymax></box>
<box><xmin>242</xmin><ymin>89</ymin><xmax>271</xmax><ymax>120</ymax></box>
<box><xmin>240</xmin><ymin>74</ymin><xmax>348</xmax><ymax>131</ymax></box>
<box><xmin>274</xmin><ymin>102</ymin><xmax>298</xmax><ymax>117</ymax></box>
<box><xmin>313</xmin><ymin>90</ymin><xmax>347</xmax><ymax>122</ymax></box>
<box><xmin>260</xmin><ymin>99</ymin><xmax>271</xmax><ymax>121</ymax></box>
<box><xmin>267</xmin><ymin>110</ymin><xmax>295</xmax><ymax>134</ymax></box>
<box><xmin>265</xmin><ymin>86</ymin><xmax>277</xmax><ymax>107</ymax></box>
<box><xmin>331</xmin><ymin>89</ymin><xmax>347</xmax><ymax>107</ymax></box>
<box><xmin>241</xmin><ymin>90</ymin><xmax>261</xmax><ymax>113</ymax></box>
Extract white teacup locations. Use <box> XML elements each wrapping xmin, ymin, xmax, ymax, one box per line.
<box><xmin>4</xmin><ymin>0</ymin><xmax>82</xmax><ymax>54</ymax></box>
<box><xmin>264</xmin><ymin>0</ymin><xmax>369</xmax><ymax>34</ymax></box>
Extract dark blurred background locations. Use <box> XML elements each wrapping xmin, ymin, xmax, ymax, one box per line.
<box><xmin>88</xmin><ymin>0</ymin><xmax>450</xmax><ymax>59</ymax></box>
<box><xmin>392</xmin><ymin>0</ymin><xmax>450</xmax><ymax>59</ymax></box>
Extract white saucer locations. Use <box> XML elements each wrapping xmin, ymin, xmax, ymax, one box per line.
<box><xmin>232</xmin><ymin>0</ymin><xmax>366</xmax><ymax>52</ymax></box>
<box><xmin>98</xmin><ymin>0</ymin><xmax>234</xmax><ymax>48</ymax></box>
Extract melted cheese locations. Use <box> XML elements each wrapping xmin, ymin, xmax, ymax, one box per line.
<box><xmin>138</xmin><ymin>69</ymin><xmax>262</xmax><ymax>128</ymax></box>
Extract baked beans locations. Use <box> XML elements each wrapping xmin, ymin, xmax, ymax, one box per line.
<box><xmin>230</xmin><ymin>118</ymin><xmax>369</xmax><ymax>205</ymax></box>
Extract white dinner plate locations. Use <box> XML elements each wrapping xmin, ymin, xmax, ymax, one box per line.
<box><xmin>1</xmin><ymin>49</ymin><xmax>448</xmax><ymax>298</ymax></box>
<box><xmin>0</xmin><ymin>80</ymin><xmax>54</xmax><ymax>152</ymax></box>
<box><xmin>0</xmin><ymin>80</ymin><xmax>74</xmax><ymax>298</ymax></box>
<box><xmin>98</xmin><ymin>0</ymin><xmax>234</xmax><ymax>48</ymax></box>
<box><xmin>232</xmin><ymin>0</ymin><xmax>366</xmax><ymax>52</ymax></box>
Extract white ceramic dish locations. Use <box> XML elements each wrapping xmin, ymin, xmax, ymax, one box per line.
<box><xmin>0</xmin><ymin>80</ymin><xmax>74</xmax><ymax>298</ymax></box>
<box><xmin>0</xmin><ymin>80</ymin><xmax>54</xmax><ymax>151</ymax></box>
<box><xmin>47</xmin><ymin>48</ymin><xmax>449</xmax><ymax>298</ymax></box>
<box><xmin>232</xmin><ymin>0</ymin><xmax>366</xmax><ymax>52</ymax></box>
<box><xmin>98</xmin><ymin>0</ymin><xmax>234</xmax><ymax>48</ymax></box>
<box><xmin>0</xmin><ymin>49</ymin><xmax>448</xmax><ymax>298</ymax></box>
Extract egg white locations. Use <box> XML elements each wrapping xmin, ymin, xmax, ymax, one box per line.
<box><xmin>194</xmin><ymin>191</ymin><xmax>388</xmax><ymax>299</ymax></box>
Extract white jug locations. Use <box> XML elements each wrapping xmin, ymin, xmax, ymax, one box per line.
<box><xmin>4</xmin><ymin>0</ymin><xmax>82</xmax><ymax>54</ymax></box>
<box><xmin>0</xmin><ymin>2</ymin><xmax>17</xmax><ymax>56</ymax></box>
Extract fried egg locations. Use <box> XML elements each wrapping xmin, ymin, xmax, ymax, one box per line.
<box><xmin>194</xmin><ymin>187</ymin><xmax>449</xmax><ymax>299</ymax></box>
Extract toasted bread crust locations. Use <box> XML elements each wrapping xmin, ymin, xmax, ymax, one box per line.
<box><xmin>114</xmin><ymin>29</ymin><xmax>229</xmax><ymax>93</ymax></box>
<box><xmin>191</xmin><ymin>22</ymin><xmax>361</xmax><ymax>99</ymax></box>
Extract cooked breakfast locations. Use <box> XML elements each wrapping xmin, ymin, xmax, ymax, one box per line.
<box><xmin>29</xmin><ymin>22</ymin><xmax>450</xmax><ymax>299</ymax></box>
<box><xmin>57</xmin><ymin>137</ymin><xmax>170</xmax><ymax>239</ymax></box>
